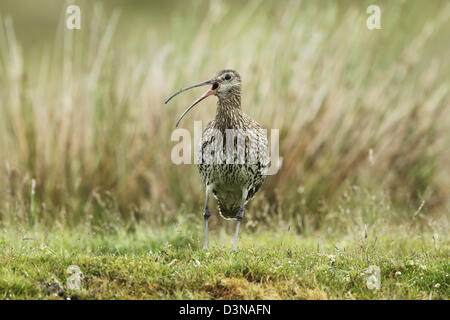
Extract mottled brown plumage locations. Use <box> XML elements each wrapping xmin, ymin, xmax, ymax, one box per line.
<box><xmin>166</xmin><ymin>70</ymin><xmax>268</xmax><ymax>251</ymax></box>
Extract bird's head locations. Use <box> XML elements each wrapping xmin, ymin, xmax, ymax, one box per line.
<box><xmin>213</xmin><ymin>69</ymin><xmax>241</xmax><ymax>99</ymax></box>
<box><xmin>165</xmin><ymin>69</ymin><xmax>241</xmax><ymax>127</ymax></box>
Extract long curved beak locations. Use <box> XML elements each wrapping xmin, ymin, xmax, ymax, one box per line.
<box><xmin>165</xmin><ymin>79</ymin><xmax>217</xmax><ymax>128</ymax></box>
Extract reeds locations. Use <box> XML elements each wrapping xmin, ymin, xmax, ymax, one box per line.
<box><xmin>0</xmin><ymin>0</ymin><xmax>448</xmax><ymax>232</ymax></box>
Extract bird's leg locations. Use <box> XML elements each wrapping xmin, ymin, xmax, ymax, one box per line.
<box><xmin>232</xmin><ymin>188</ymin><xmax>249</xmax><ymax>252</ymax></box>
<box><xmin>203</xmin><ymin>184</ymin><xmax>213</xmax><ymax>251</ymax></box>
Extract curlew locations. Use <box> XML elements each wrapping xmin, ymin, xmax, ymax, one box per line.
<box><xmin>165</xmin><ymin>70</ymin><xmax>269</xmax><ymax>251</ymax></box>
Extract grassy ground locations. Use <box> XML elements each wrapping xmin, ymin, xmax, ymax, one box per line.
<box><xmin>0</xmin><ymin>1</ymin><xmax>449</xmax><ymax>300</ymax></box>
<box><xmin>1</xmin><ymin>225</ymin><xmax>448</xmax><ymax>300</ymax></box>
<box><xmin>0</xmin><ymin>1</ymin><xmax>449</xmax><ymax>228</ymax></box>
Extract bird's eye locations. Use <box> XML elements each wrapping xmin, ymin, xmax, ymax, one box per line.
<box><xmin>225</xmin><ymin>74</ymin><xmax>231</xmax><ymax>80</ymax></box>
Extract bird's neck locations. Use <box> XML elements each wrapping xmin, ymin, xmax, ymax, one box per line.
<box><xmin>215</xmin><ymin>92</ymin><xmax>243</xmax><ymax>130</ymax></box>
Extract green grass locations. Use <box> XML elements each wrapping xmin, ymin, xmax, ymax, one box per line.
<box><xmin>1</xmin><ymin>225</ymin><xmax>448</xmax><ymax>300</ymax></box>
<box><xmin>0</xmin><ymin>0</ymin><xmax>449</xmax><ymax>300</ymax></box>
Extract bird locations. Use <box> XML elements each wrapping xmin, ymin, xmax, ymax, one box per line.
<box><xmin>165</xmin><ymin>70</ymin><xmax>269</xmax><ymax>251</ymax></box>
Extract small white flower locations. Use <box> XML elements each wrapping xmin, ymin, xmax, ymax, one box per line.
<box><xmin>395</xmin><ymin>271</ymin><xmax>402</xmax><ymax>276</ymax></box>
<box><xmin>327</xmin><ymin>255</ymin><xmax>336</xmax><ymax>265</ymax></box>
<box><xmin>434</xmin><ymin>283</ymin><xmax>440</xmax><ymax>288</ymax></box>
<box><xmin>191</xmin><ymin>259</ymin><xmax>200</xmax><ymax>267</ymax></box>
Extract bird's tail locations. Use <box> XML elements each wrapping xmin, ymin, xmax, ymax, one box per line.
<box><xmin>214</xmin><ymin>192</ymin><xmax>242</xmax><ymax>220</ymax></box>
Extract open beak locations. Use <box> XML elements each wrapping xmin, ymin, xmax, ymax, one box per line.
<box><xmin>165</xmin><ymin>79</ymin><xmax>218</xmax><ymax>127</ymax></box>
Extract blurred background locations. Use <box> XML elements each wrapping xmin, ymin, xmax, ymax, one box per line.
<box><xmin>0</xmin><ymin>0</ymin><xmax>448</xmax><ymax>236</ymax></box>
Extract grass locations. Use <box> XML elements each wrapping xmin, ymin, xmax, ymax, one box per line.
<box><xmin>1</xmin><ymin>224</ymin><xmax>448</xmax><ymax>300</ymax></box>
